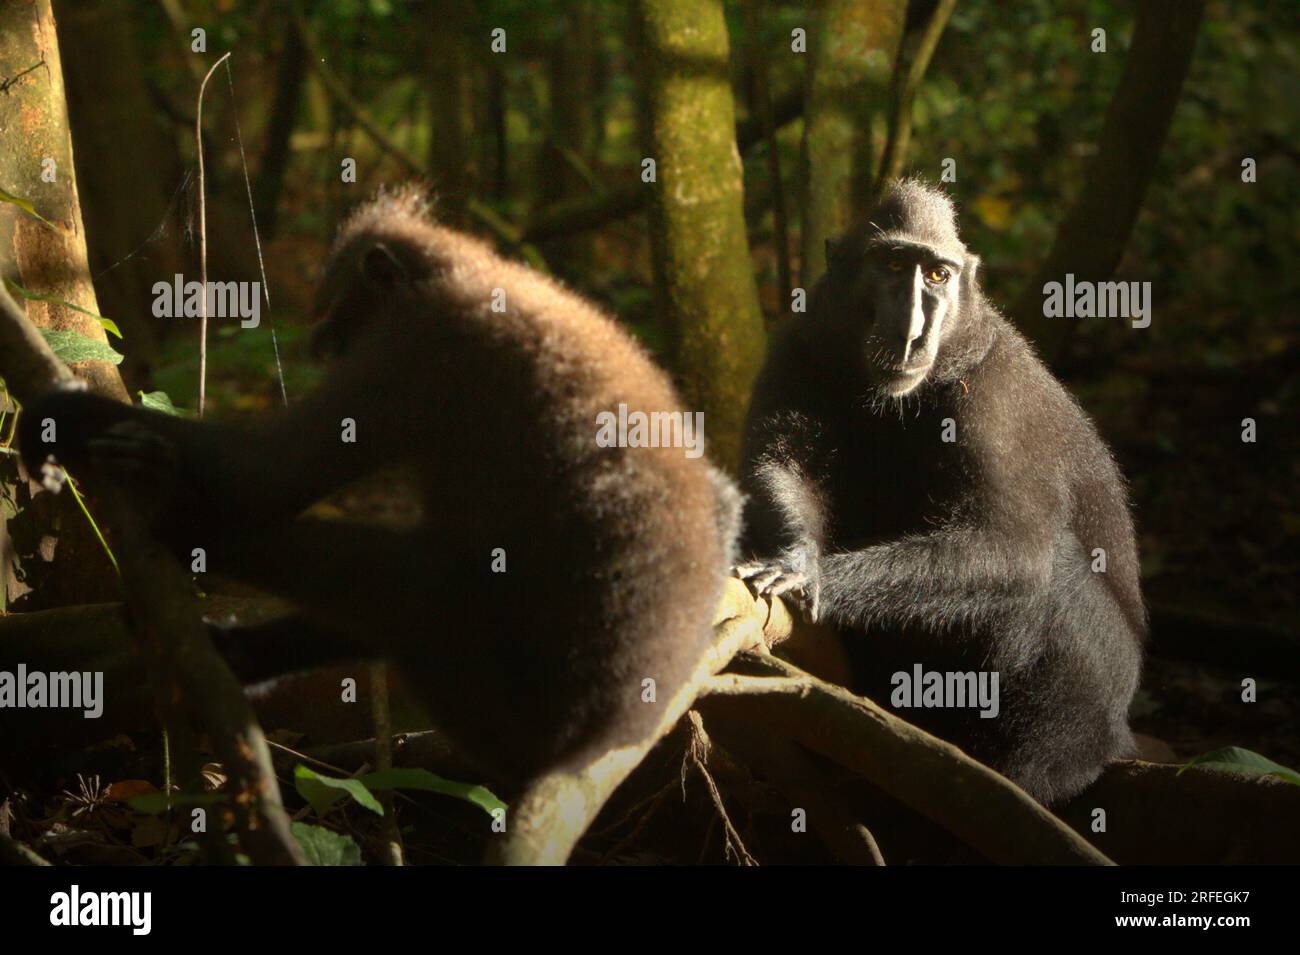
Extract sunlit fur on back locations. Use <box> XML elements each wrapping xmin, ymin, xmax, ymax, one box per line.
<box><xmin>309</xmin><ymin>187</ymin><xmax>740</xmax><ymax>781</ymax></box>
<box><xmin>22</xmin><ymin>185</ymin><xmax>741</xmax><ymax>788</ymax></box>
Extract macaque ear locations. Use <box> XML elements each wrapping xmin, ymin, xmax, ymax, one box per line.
<box><xmin>360</xmin><ymin>243</ymin><xmax>407</xmax><ymax>288</ymax></box>
<box><xmin>825</xmin><ymin>236</ymin><xmax>852</xmax><ymax>276</ymax></box>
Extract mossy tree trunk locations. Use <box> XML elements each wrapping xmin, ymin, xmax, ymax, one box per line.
<box><xmin>55</xmin><ymin>0</ymin><xmax>186</xmax><ymax>385</ymax></box>
<box><xmin>636</xmin><ymin>0</ymin><xmax>766</xmax><ymax>470</ymax></box>
<box><xmin>0</xmin><ymin>0</ymin><xmax>126</xmax><ymax>611</ymax></box>
<box><xmin>799</xmin><ymin>0</ymin><xmax>905</xmax><ymax>287</ymax></box>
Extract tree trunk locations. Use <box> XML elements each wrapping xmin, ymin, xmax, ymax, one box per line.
<box><xmin>0</xmin><ymin>0</ymin><xmax>127</xmax><ymax>611</ymax></box>
<box><xmin>55</xmin><ymin>0</ymin><xmax>185</xmax><ymax>388</ymax></box>
<box><xmin>425</xmin><ymin>0</ymin><xmax>474</xmax><ymax>218</ymax></box>
<box><xmin>874</xmin><ymin>0</ymin><xmax>957</xmax><ymax>191</ymax></box>
<box><xmin>538</xmin><ymin>2</ymin><xmax>595</xmax><ymax>206</ymax></box>
<box><xmin>536</xmin><ymin>2</ymin><xmax>601</xmax><ymax>277</ymax></box>
<box><xmin>744</xmin><ymin>0</ymin><xmax>793</xmax><ymax>308</ymax></box>
<box><xmin>253</xmin><ymin>11</ymin><xmax>307</xmax><ymax>239</ymax></box>
<box><xmin>799</xmin><ymin>0</ymin><xmax>905</xmax><ymax>287</ymax></box>
<box><xmin>1010</xmin><ymin>0</ymin><xmax>1206</xmax><ymax>362</ymax></box>
<box><xmin>636</xmin><ymin>0</ymin><xmax>766</xmax><ymax>470</ymax></box>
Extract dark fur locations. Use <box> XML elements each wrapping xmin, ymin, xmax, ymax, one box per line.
<box><xmin>22</xmin><ymin>185</ymin><xmax>737</xmax><ymax>784</ymax></box>
<box><xmin>740</xmin><ymin>180</ymin><xmax>1146</xmax><ymax>804</ymax></box>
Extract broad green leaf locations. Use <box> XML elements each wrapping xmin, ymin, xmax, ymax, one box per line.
<box><xmin>291</xmin><ymin>822</ymin><xmax>363</xmax><ymax>866</ymax></box>
<box><xmin>1179</xmin><ymin>746</ymin><xmax>1300</xmax><ymax>786</ymax></box>
<box><xmin>138</xmin><ymin>390</ymin><xmax>189</xmax><ymax>416</ymax></box>
<box><xmin>360</xmin><ymin>767</ymin><xmax>507</xmax><ymax>816</ymax></box>
<box><xmin>5</xmin><ymin>279</ymin><xmax>121</xmax><ymax>337</ymax></box>
<box><xmin>127</xmin><ymin>791</ymin><xmax>226</xmax><ymax>814</ymax></box>
<box><xmin>0</xmin><ymin>187</ymin><xmax>52</xmax><ymax>225</ymax></box>
<box><xmin>38</xmin><ymin>328</ymin><xmax>123</xmax><ymax>365</ymax></box>
<box><xmin>294</xmin><ymin>764</ymin><xmax>384</xmax><ymax>817</ymax></box>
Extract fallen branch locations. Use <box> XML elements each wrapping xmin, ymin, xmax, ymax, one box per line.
<box><xmin>483</xmin><ymin>577</ymin><xmax>793</xmax><ymax>865</ymax></box>
<box><xmin>483</xmin><ymin>573</ymin><xmax>1108</xmax><ymax>866</ymax></box>
<box><xmin>0</xmin><ymin>597</ymin><xmax>303</xmax><ymax>758</ymax></box>
<box><xmin>699</xmin><ymin>653</ymin><xmax>1112</xmax><ymax>865</ymax></box>
<box><xmin>0</xmin><ymin>830</ymin><xmax>51</xmax><ymax>865</ymax></box>
<box><xmin>9</xmin><ymin>577</ymin><xmax>1298</xmax><ymax>866</ymax></box>
<box><xmin>709</xmin><ymin>718</ymin><xmax>886</xmax><ymax>864</ymax></box>
<box><xmin>103</xmin><ymin>492</ymin><xmax>303</xmax><ymax>865</ymax></box>
<box><xmin>684</xmin><ymin>711</ymin><xmax>757</xmax><ymax>865</ymax></box>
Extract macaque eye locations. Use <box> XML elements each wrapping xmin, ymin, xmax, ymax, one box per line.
<box><xmin>927</xmin><ymin>267</ymin><xmax>951</xmax><ymax>285</ymax></box>
<box><xmin>886</xmin><ymin>258</ymin><xmax>906</xmax><ymax>273</ymax></box>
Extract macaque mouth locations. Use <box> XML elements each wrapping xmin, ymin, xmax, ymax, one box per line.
<box><xmin>864</xmin><ymin>338</ymin><xmax>933</xmax><ymax>376</ymax></box>
<box><xmin>887</xmin><ymin>365</ymin><xmax>927</xmax><ymax>384</ymax></box>
<box><xmin>868</xmin><ymin>350</ymin><xmax>933</xmax><ymax>397</ymax></box>
<box><xmin>888</xmin><ymin>358</ymin><xmax>930</xmax><ymax>374</ymax></box>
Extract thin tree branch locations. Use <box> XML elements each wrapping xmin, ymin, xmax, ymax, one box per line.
<box><xmin>875</xmin><ymin>0</ymin><xmax>957</xmax><ymax>191</ymax></box>
<box><xmin>195</xmin><ymin>51</ymin><xmax>232</xmax><ymax>417</ymax></box>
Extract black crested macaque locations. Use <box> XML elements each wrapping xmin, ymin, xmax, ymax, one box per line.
<box><xmin>21</xmin><ymin>186</ymin><xmax>739</xmax><ymax>785</ymax></box>
<box><xmin>738</xmin><ymin>180</ymin><xmax>1145</xmax><ymax>804</ymax></box>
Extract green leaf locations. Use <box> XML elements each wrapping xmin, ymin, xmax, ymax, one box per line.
<box><xmin>294</xmin><ymin>764</ymin><xmax>384</xmax><ymax>817</ymax></box>
<box><xmin>1179</xmin><ymin>746</ymin><xmax>1300</xmax><ymax>786</ymax></box>
<box><xmin>360</xmin><ymin>767</ymin><xmax>507</xmax><ymax>816</ymax></box>
<box><xmin>38</xmin><ymin>328</ymin><xmax>123</xmax><ymax>365</ymax></box>
<box><xmin>138</xmin><ymin>390</ymin><xmax>189</xmax><ymax>416</ymax></box>
<box><xmin>127</xmin><ymin>792</ymin><xmax>226</xmax><ymax>814</ymax></box>
<box><xmin>6</xmin><ymin>279</ymin><xmax>121</xmax><ymax>337</ymax></box>
<box><xmin>291</xmin><ymin>822</ymin><xmax>363</xmax><ymax>866</ymax></box>
<box><xmin>0</xmin><ymin>187</ymin><xmax>53</xmax><ymax>225</ymax></box>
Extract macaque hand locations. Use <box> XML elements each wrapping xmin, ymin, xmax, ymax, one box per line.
<box><xmin>734</xmin><ymin>545</ymin><xmax>822</xmax><ymax>622</ymax></box>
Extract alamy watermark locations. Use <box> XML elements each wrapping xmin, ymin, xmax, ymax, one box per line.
<box><xmin>152</xmin><ymin>275</ymin><xmax>261</xmax><ymax>328</ymax></box>
<box><xmin>1042</xmin><ymin>273</ymin><xmax>1151</xmax><ymax>329</ymax></box>
<box><xmin>50</xmin><ymin>885</ymin><xmax>151</xmax><ymax>935</ymax></box>
<box><xmin>0</xmin><ymin>665</ymin><xmax>103</xmax><ymax>718</ymax></box>
<box><xmin>595</xmin><ymin>403</ymin><xmax>706</xmax><ymax>459</ymax></box>
<box><xmin>891</xmin><ymin>664</ymin><xmax>1000</xmax><ymax>719</ymax></box>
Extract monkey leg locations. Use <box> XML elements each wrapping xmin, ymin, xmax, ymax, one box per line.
<box><xmin>203</xmin><ymin>519</ymin><xmax>449</xmax><ymax>643</ymax></box>
<box><xmin>205</xmin><ymin>612</ymin><xmax>370</xmax><ymax>684</ymax></box>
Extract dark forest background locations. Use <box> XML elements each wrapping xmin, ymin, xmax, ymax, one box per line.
<box><xmin>0</xmin><ymin>0</ymin><xmax>1296</xmax><ymax>866</ymax></box>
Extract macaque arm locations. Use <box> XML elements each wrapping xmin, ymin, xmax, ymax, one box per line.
<box><xmin>22</xmin><ymin>327</ymin><xmax>432</xmax><ymax>538</ymax></box>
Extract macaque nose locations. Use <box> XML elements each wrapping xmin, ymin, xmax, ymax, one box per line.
<box><xmin>901</xmin><ymin>266</ymin><xmax>927</xmax><ymax>363</ymax></box>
